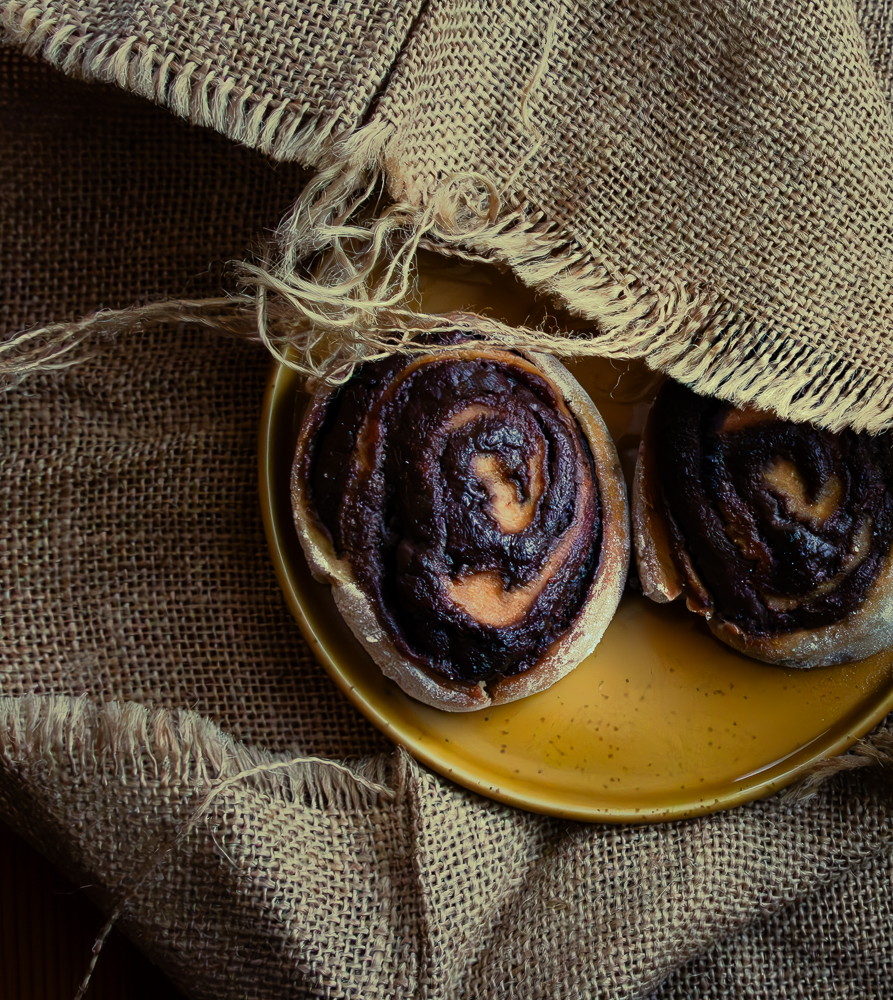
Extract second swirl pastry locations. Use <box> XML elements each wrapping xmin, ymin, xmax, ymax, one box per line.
<box><xmin>634</xmin><ymin>380</ymin><xmax>893</xmax><ymax>667</ymax></box>
<box><xmin>292</xmin><ymin>338</ymin><xmax>629</xmax><ymax>710</ymax></box>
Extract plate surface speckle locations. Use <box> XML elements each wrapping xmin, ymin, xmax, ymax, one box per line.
<box><xmin>260</xmin><ymin>349</ymin><xmax>893</xmax><ymax>823</ymax></box>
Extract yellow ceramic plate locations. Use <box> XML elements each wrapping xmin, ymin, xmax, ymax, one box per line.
<box><xmin>259</xmin><ymin>260</ymin><xmax>893</xmax><ymax>823</ymax></box>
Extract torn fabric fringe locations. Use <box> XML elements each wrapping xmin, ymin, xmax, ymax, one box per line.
<box><xmin>0</xmin><ymin>694</ymin><xmax>398</xmax><ymax>1000</ymax></box>
<box><xmin>239</xmin><ymin>132</ymin><xmax>893</xmax><ymax>435</ymax></box>
<box><xmin>238</xmin><ymin>124</ymin><xmax>702</xmax><ymax>387</ymax></box>
<box><xmin>783</xmin><ymin>728</ymin><xmax>893</xmax><ymax>803</ymax></box>
<box><xmin>0</xmin><ymin>296</ymin><xmax>260</xmax><ymax>390</ymax></box>
<box><xmin>5</xmin><ymin>0</ymin><xmax>893</xmax><ymax>432</ymax></box>
<box><xmin>0</xmin><ymin>144</ymin><xmax>697</xmax><ymax>393</ymax></box>
<box><xmin>3</xmin><ymin>122</ymin><xmax>893</xmax><ymax>430</ymax></box>
<box><xmin>5</xmin><ymin>147</ymin><xmax>893</xmax><ymax>436</ymax></box>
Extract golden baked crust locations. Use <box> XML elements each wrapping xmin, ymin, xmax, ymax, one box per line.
<box><xmin>292</xmin><ymin>346</ymin><xmax>630</xmax><ymax>710</ymax></box>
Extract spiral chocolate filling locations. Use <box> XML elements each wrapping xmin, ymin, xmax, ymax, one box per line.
<box><xmin>299</xmin><ymin>347</ymin><xmax>602</xmax><ymax>684</ymax></box>
<box><xmin>650</xmin><ymin>381</ymin><xmax>893</xmax><ymax>636</ymax></box>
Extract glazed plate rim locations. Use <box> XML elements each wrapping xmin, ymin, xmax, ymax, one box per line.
<box><xmin>259</xmin><ymin>359</ymin><xmax>893</xmax><ymax>823</ymax></box>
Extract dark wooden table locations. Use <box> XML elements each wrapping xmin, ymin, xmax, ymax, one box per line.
<box><xmin>1</xmin><ymin>820</ymin><xmax>185</xmax><ymax>1000</ymax></box>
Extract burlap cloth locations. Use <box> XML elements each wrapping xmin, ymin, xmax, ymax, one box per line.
<box><xmin>4</xmin><ymin>2</ymin><xmax>893</xmax><ymax>996</ymax></box>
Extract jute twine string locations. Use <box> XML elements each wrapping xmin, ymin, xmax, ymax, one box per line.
<box><xmin>0</xmin><ymin>16</ymin><xmax>690</xmax><ymax>395</ymax></box>
<box><xmin>0</xmin><ymin>163</ymin><xmax>692</xmax><ymax>393</ymax></box>
<box><xmin>0</xmin><ymin>296</ymin><xmax>260</xmax><ymax>387</ymax></box>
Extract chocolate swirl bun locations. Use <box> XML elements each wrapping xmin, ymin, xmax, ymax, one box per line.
<box><xmin>292</xmin><ymin>342</ymin><xmax>629</xmax><ymax>710</ymax></box>
<box><xmin>634</xmin><ymin>380</ymin><xmax>893</xmax><ymax>667</ymax></box>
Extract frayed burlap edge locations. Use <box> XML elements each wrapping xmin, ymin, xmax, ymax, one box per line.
<box><xmin>0</xmin><ymin>0</ymin><xmax>345</xmax><ymax>163</ymax></box>
<box><xmin>4</xmin><ymin>694</ymin><xmax>893</xmax><ymax>1000</ymax></box>
<box><xmin>783</xmin><ymin>725</ymin><xmax>893</xmax><ymax>803</ymax></box>
<box><xmin>0</xmin><ymin>694</ymin><xmax>395</xmax><ymax>808</ymax></box>
<box><xmin>240</xmin><ymin>122</ymin><xmax>893</xmax><ymax>432</ymax></box>
<box><xmin>0</xmin><ymin>694</ymin><xmax>399</xmax><ymax>998</ymax></box>
<box><xmin>4</xmin><ymin>5</ymin><xmax>893</xmax><ymax>432</ymax></box>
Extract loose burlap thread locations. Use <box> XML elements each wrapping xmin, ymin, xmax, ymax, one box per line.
<box><xmin>5</xmin><ymin>3</ymin><xmax>893</xmax><ymax>998</ymax></box>
<box><xmin>5</xmin><ymin>0</ymin><xmax>893</xmax><ymax>429</ymax></box>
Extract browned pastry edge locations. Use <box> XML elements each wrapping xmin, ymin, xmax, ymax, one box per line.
<box><xmin>632</xmin><ymin>421</ymin><xmax>893</xmax><ymax>669</ymax></box>
<box><xmin>292</xmin><ymin>348</ymin><xmax>630</xmax><ymax>711</ymax></box>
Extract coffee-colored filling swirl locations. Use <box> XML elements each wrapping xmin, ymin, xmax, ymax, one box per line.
<box><xmin>651</xmin><ymin>381</ymin><xmax>893</xmax><ymax>635</ymax></box>
<box><xmin>301</xmin><ymin>348</ymin><xmax>601</xmax><ymax>683</ymax></box>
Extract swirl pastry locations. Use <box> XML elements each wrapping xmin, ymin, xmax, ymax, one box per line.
<box><xmin>292</xmin><ymin>341</ymin><xmax>629</xmax><ymax>710</ymax></box>
<box><xmin>633</xmin><ymin>380</ymin><xmax>893</xmax><ymax>667</ymax></box>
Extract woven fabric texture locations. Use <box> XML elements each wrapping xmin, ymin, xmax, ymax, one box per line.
<box><xmin>5</xmin><ymin>0</ymin><xmax>893</xmax><ymax>429</ymax></box>
<box><xmin>4</xmin><ymin>9</ymin><xmax>893</xmax><ymax>1000</ymax></box>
